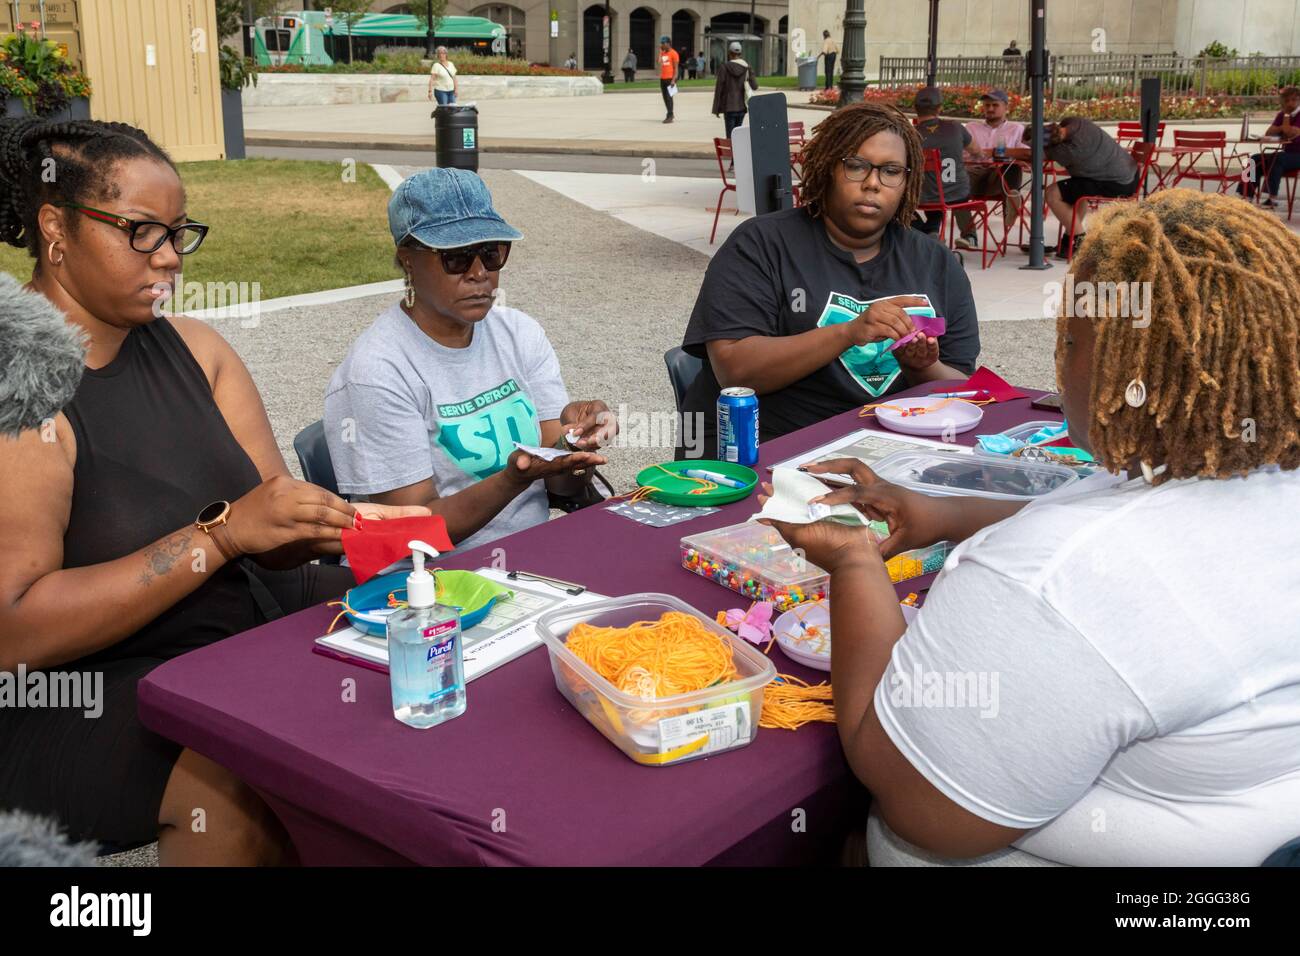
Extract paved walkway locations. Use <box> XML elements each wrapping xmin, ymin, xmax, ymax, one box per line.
<box><xmin>244</xmin><ymin>90</ymin><xmax>827</xmax><ymax>158</ymax></box>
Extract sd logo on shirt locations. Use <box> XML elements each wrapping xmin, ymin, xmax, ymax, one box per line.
<box><xmin>435</xmin><ymin>378</ymin><xmax>540</xmax><ymax>479</ymax></box>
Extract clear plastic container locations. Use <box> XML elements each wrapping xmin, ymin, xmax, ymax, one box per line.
<box><xmin>681</xmin><ymin>521</ymin><xmax>829</xmax><ymax>610</ymax></box>
<box><xmin>975</xmin><ymin>421</ymin><xmax>1100</xmax><ymax>474</ymax></box>
<box><xmin>976</xmin><ymin>420</ymin><xmax>1064</xmax><ymax>453</ymax></box>
<box><xmin>871</xmin><ymin>449</ymin><xmax>1079</xmax><ymax>500</ymax></box>
<box><xmin>535</xmin><ymin>594</ymin><xmax>777</xmax><ymax>767</ymax></box>
<box><xmin>885</xmin><ymin>541</ymin><xmax>952</xmax><ymax>582</ymax></box>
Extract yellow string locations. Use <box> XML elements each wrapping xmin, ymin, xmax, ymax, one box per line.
<box><xmin>607</xmin><ymin>463</ymin><xmax>720</xmax><ymax>504</ymax></box>
<box><xmin>563</xmin><ymin>610</ymin><xmax>833</xmax><ymax>730</ymax></box>
<box><xmin>859</xmin><ymin>396</ymin><xmax>994</xmax><ymax>419</ymax></box>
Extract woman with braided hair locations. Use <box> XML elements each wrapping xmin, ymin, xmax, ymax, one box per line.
<box><xmin>680</xmin><ymin>102</ymin><xmax>980</xmax><ymax>454</ymax></box>
<box><xmin>0</xmin><ymin>117</ymin><xmax>426</xmax><ymax>863</ymax></box>
<box><xmin>758</xmin><ymin>188</ymin><xmax>1300</xmax><ymax>866</ymax></box>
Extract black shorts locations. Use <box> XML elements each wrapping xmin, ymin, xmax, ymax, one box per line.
<box><xmin>0</xmin><ymin>562</ymin><xmax>353</xmax><ymax>848</ymax></box>
<box><xmin>1058</xmin><ymin>173</ymin><xmax>1140</xmax><ymax>206</ymax></box>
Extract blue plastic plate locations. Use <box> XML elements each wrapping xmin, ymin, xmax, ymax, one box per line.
<box><xmin>342</xmin><ymin>571</ymin><xmax>499</xmax><ymax>637</ymax></box>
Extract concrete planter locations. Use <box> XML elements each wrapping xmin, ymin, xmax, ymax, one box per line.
<box><xmin>242</xmin><ymin>72</ymin><xmax>602</xmax><ymax>107</ymax></box>
<box><xmin>1</xmin><ymin>96</ymin><xmax>89</xmax><ymax>121</ymax></box>
<box><xmin>222</xmin><ymin>88</ymin><xmax>247</xmax><ymax>159</ymax></box>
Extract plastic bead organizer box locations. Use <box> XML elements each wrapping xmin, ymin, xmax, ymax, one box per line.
<box><xmin>680</xmin><ymin>522</ymin><xmax>951</xmax><ymax>610</ymax></box>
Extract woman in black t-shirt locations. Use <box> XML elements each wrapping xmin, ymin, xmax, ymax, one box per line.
<box><xmin>682</xmin><ymin>102</ymin><xmax>980</xmax><ymax>449</ymax></box>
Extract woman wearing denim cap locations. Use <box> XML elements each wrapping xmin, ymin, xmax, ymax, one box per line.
<box><xmin>325</xmin><ymin>168</ymin><xmax>616</xmax><ymax>551</ymax></box>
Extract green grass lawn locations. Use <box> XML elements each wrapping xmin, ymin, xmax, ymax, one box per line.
<box><xmin>0</xmin><ymin>159</ymin><xmax>398</xmax><ymax>300</ymax></box>
<box><xmin>604</xmin><ymin>74</ymin><xmax>800</xmax><ymax>92</ymax></box>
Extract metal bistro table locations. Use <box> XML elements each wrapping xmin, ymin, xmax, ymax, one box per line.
<box><xmin>137</xmin><ymin>383</ymin><xmax>1054</xmax><ymax>866</ymax></box>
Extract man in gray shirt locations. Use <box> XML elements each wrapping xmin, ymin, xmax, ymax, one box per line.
<box><xmin>1041</xmin><ymin>116</ymin><xmax>1140</xmax><ymax>257</ymax></box>
<box><xmin>913</xmin><ymin>86</ymin><xmax>981</xmax><ymax>248</ymax></box>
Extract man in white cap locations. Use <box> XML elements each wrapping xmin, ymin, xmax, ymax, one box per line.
<box><xmin>712</xmin><ymin>40</ymin><xmax>758</xmax><ymax>139</ymax></box>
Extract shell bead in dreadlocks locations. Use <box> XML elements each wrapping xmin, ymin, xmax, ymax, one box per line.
<box><xmin>1063</xmin><ymin>189</ymin><xmax>1300</xmax><ymax>483</ymax></box>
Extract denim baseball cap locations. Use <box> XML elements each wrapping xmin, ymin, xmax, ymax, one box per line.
<box><xmin>388</xmin><ymin>167</ymin><xmax>523</xmax><ymax>250</ymax></box>
<box><xmin>914</xmin><ymin>86</ymin><xmax>942</xmax><ymax>110</ymax></box>
<box><xmin>980</xmin><ymin>88</ymin><xmax>1010</xmax><ymax>104</ymax></box>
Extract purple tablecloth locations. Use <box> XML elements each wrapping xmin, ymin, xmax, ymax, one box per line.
<box><xmin>138</xmin><ymin>383</ymin><xmax>1053</xmax><ymax>865</ymax></box>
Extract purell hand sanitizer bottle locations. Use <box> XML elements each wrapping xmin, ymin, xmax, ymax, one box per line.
<box><xmin>387</xmin><ymin>540</ymin><xmax>467</xmax><ymax>729</ymax></box>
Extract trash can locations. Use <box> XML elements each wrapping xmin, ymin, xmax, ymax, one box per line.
<box><xmin>434</xmin><ymin>103</ymin><xmax>479</xmax><ymax>172</ymax></box>
<box><xmin>797</xmin><ymin>56</ymin><xmax>819</xmax><ymax>92</ymax></box>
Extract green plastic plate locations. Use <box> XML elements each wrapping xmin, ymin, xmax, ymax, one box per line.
<box><xmin>634</xmin><ymin>459</ymin><xmax>758</xmax><ymax>506</ymax></box>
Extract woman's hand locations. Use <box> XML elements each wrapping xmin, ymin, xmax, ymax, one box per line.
<box><xmin>502</xmin><ymin>448</ymin><xmax>607</xmax><ymax>487</ymax></box>
<box><xmin>352</xmin><ymin>502</ymin><xmax>434</xmax><ymax>522</ymax></box>
<box><xmin>894</xmin><ymin>334</ymin><xmax>939</xmax><ymax>371</ymax></box>
<box><xmin>757</xmin><ymin>482</ymin><xmax>879</xmax><ymax>574</ymax></box>
<box><xmin>846</xmin><ymin>295</ymin><xmax>928</xmax><ymax>347</ymax></box>
<box><xmin>560</xmin><ymin>399</ymin><xmax>618</xmax><ymax>450</ymax></box>
<box><xmin>223</xmin><ymin>475</ymin><xmax>360</xmax><ymax>560</ymax></box>
<box><xmin>800</xmin><ymin>458</ymin><xmax>948</xmax><ymax>557</ymax></box>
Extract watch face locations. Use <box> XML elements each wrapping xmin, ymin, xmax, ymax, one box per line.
<box><xmin>197</xmin><ymin>501</ymin><xmax>229</xmax><ymax>525</ymax></box>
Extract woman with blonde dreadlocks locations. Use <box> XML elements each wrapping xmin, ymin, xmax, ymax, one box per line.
<box><xmin>679</xmin><ymin>102</ymin><xmax>979</xmax><ymax>454</ymax></box>
<box><xmin>759</xmin><ymin>188</ymin><xmax>1300</xmax><ymax>866</ymax></box>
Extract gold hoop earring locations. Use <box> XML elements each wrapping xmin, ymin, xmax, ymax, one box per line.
<box><xmin>403</xmin><ymin>271</ymin><xmax>416</xmax><ymax>308</ymax></box>
<box><xmin>48</xmin><ymin>240</ymin><xmax>64</xmax><ymax>266</ymax></box>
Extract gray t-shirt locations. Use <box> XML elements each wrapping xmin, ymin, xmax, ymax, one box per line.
<box><xmin>916</xmin><ymin>117</ymin><xmax>971</xmax><ymax>205</ymax></box>
<box><xmin>324</xmin><ymin>302</ymin><xmax>570</xmax><ymax>553</ymax></box>
<box><xmin>1046</xmin><ymin>117</ymin><xmax>1138</xmax><ymax>184</ymax></box>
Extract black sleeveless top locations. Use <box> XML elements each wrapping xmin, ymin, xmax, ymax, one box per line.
<box><xmin>62</xmin><ymin>318</ymin><xmax>270</xmax><ymax>664</ymax></box>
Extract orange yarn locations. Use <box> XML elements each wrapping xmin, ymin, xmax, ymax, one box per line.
<box><xmin>564</xmin><ymin>611</ymin><xmax>835</xmax><ymax>730</ymax></box>
<box><xmin>608</xmin><ymin>463</ymin><xmax>718</xmax><ymax>504</ymax></box>
<box><xmin>859</xmin><ymin>396</ymin><xmax>993</xmax><ymax>418</ymax></box>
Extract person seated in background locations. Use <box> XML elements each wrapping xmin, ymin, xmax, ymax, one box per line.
<box><xmin>325</xmin><ymin>168</ymin><xmax>615</xmax><ymax>553</ymax></box>
<box><xmin>0</xmin><ymin>117</ymin><xmax>425</xmax><ymax>864</ymax></box>
<box><xmin>761</xmin><ymin>189</ymin><xmax>1300</xmax><ymax>867</ymax></box>
<box><xmin>963</xmin><ymin>89</ymin><xmax>1026</xmax><ymax>246</ymax></box>
<box><xmin>1239</xmin><ymin>85</ymin><xmax>1300</xmax><ymax>207</ymax></box>
<box><xmin>680</xmin><ymin>102</ymin><xmax>979</xmax><ymax>454</ymax></box>
<box><xmin>1027</xmin><ymin>116</ymin><xmax>1139</xmax><ymax>258</ymax></box>
<box><xmin>911</xmin><ymin>86</ymin><xmax>981</xmax><ymax>247</ymax></box>
<box><xmin>687</xmin><ymin>51</ymin><xmax>699</xmax><ymax>80</ymax></box>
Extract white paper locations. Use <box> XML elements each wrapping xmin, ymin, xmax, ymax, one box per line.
<box><xmin>752</xmin><ymin>467</ymin><xmax>871</xmax><ymax>526</ymax></box>
<box><xmin>513</xmin><ymin>441</ymin><xmax>574</xmax><ymax>462</ymax></box>
<box><xmin>314</xmin><ymin>567</ymin><xmax>605</xmax><ymax>680</ymax></box>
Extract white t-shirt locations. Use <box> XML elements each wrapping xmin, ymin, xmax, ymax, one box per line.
<box><xmin>430</xmin><ymin>60</ymin><xmax>457</xmax><ymax>92</ymax></box>
<box><xmin>874</xmin><ymin>467</ymin><xmax>1300</xmax><ymax>866</ymax></box>
<box><xmin>324</xmin><ymin>303</ymin><xmax>570</xmax><ymax>553</ymax></box>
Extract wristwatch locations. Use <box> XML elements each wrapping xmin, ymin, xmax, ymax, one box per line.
<box><xmin>195</xmin><ymin>500</ymin><xmax>239</xmax><ymax>561</ymax></box>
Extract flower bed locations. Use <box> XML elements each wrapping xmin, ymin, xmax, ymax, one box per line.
<box><xmin>809</xmin><ymin>84</ymin><xmax>1277</xmax><ymax>120</ymax></box>
<box><xmin>262</xmin><ymin>52</ymin><xmax>582</xmax><ymax>78</ymax></box>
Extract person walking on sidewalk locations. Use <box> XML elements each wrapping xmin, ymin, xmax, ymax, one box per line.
<box><xmin>621</xmin><ymin>47</ymin><xmax>637</xmax><ymax>82</ymax></box>
<box><xmin>820</xmin><ymin>31</ymin><xmax>839</xmax><ymax>90</ymax></box>
<box><xmin>658</xmin><ymin>36</ymin><xmax>679</xmax><ymax>123</ymax></box>
<box><xmin>428</xmin><ymin>46</ymin><xmax>458</xmax><ymax>106</ymax></box>
<box><xmin>712</xmin><ymin>41</ymin><xmax>758</xmax><ymax>140</ymax></box>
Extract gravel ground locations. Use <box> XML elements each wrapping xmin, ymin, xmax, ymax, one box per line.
<box><xmin>211</xmin><ymin>166</ymin><xmax>1058</xmax><ymax>494</ymax></box>
<box><xmin>98</xmin><ymin>169</ymin><xmax>1056</xmax><ymax>868</ymax></box>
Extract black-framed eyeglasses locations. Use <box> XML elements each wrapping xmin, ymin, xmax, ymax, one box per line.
<box><xmin>55</xmin><ymin>201</ymin><xmax>209</xmax><ymax>255</ymax></box>
<box><xmin>434</xmin><ymin>241</ymin><xmax>512</xmax><ymax>275</ymax></box>
<box><xmin>840</xmin><ymin>157</ymin><xmax>910</xmax><ymax>187</ymax></box>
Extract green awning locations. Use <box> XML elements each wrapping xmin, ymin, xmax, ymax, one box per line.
<box><xmin>295</xmin><ymin>11</ymin><xmax>504</xmax><ymax>40</ymax></box>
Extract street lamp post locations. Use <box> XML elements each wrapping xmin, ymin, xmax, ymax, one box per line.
<box><xmin>839</xmin><ymin>0</ymin><xmax>866</xmax><ymax>104</ymax></box>
<box><xmin>926</xmin><ymin>0</ymin><xmax>939</xmax><ymax>87</ymax></box>
<box><xmin>425</xmin><ymin>0</ymin><xmax>436</xmax><ymax>58</ymax></box>
<box><xmin>602</xmin><ymin>2</ymin><xmax>614</xmax><ymax>84</ymax></box>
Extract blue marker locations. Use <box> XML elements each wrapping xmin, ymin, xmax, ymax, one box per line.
<box><xmin>683</xmin><ymin>469</ymin><xmax>747</xmax><ymax>489</ymax></box>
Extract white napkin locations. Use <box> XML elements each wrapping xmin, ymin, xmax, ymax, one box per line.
<box><xmin>752</xmin><ymin>466</ymin><xmax>871</xmax><ymax>526</ymax></box>
<box><xmin>513</xmin><ymin>442</ymin><xmax>574</xmax><ymax>462</ymax></box>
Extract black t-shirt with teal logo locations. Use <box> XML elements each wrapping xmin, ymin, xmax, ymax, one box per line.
<box><xmin>681</xmin><ymin>208</ymin><xmax>980</xmax><ymax>447</ymax></box>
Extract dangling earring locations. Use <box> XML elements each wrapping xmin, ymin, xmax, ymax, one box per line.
<box><xmin>48</xmin><ymin>240</ymin><xmax>64</xmax><ymax>266</ymax></box>
<box><xmin>1124</xmin><ymin>378</ymin><xmax>1147</xmax><ymax>408</ymax></box>
<box><xmin>403</xmin><ymin>270</ymin><xmax>416</xmax><ymax>308</ymax></box>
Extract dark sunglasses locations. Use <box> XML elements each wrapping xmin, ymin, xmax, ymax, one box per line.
<box><xmin>434</xmin><ymin>241</ymin><xmax>512</xmax><ymax>274</ymax></box>
<box><xmin>55</xmin><ymin>201</ymin><xmax>209</xmax><ymax>255</ymax></box>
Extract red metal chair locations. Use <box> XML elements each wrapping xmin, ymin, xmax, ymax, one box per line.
<box><xmin>1116</xmin><ymin>121</ymin><xmax>1166</xmax><ymax>146</ymax></box>
<box><xmin>915</xmin><ymin>148</ymin><xmax>997</xmax><ymax>268</ymax></box>
<box><xmin>788</xmin><ymin>121</ymin><xmax>807</xmax><ymax>146</ymax></box>
<box><xmin>1056</xmin><ymin>142</ymin><xmax>1156</xmax><ymax>261</ymax></box>
<box><xmin>710</xmin><ymin>137</ymin><xmax>738</xmax><ymax>244</ymax></box>
<box><xmin>1170</xmin><ymin>130</ymin><xmax>1243</xmax><ymax>193</ymax></box>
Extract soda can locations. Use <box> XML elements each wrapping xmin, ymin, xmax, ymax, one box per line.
<box><xmin>717</xmin><ymin>387</ymin><xmax>759</xmax><ymax>466</ymax></box>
